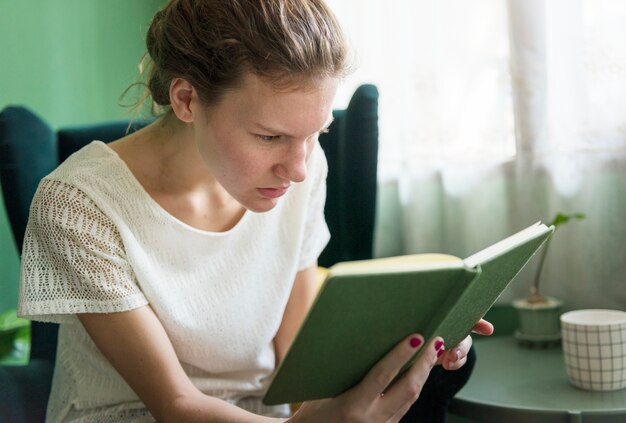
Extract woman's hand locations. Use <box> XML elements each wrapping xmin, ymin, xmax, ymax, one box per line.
<box><xmin>439</xmin><ymin>319</ymin><xmax>494</xmax><ymax>371</ymax></box>
<box><xmin>291</xmin><ymin>334</ymin><xmax>444</xmax><ymax>423</ymax></box>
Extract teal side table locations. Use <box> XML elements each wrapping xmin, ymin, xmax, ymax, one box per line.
<box><xmin>450</xmin><ymin>337</ymin><xmax>626</xmax><ymax>422</ymax></box>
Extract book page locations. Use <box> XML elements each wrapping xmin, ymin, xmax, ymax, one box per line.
<box><xmin>463</xmin><ymin>222</ymin><xmax>550</xmax><ymax>268</ymax></box>
<box><xmin>328</xmin><ymin>253</ymin><xmax>463</xmax><ymax>277</ymax></box>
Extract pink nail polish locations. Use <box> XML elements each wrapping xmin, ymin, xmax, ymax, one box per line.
<box><xmin>435</xmin><ymin>340</ymin><xmax>444</xmax><ymax>351</ymax></box>
<box><xmin>410</xmin><ymin>337</ymin><xmax>422</xmax><ymax>348</ymax></box>
<box><xmin>437</xmin><ymin>348</ymin><xmax>445</xmax><ymax>358</ymax></box>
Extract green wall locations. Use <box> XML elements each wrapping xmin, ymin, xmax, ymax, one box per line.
<box><xmin>0</xmin><ymin>0</ymin><xmax>164</xmax><ymax>128</ymax></box>
<box><xmin>0</xmin><ymin>0</ymin><xmax>164</xmax><ymax>312</ymax></box>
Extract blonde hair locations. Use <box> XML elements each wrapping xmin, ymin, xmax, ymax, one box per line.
<box><xmin>137</xmin><ymin>0</ymin><xmax>350</xmax><ymax>112</ymax></box>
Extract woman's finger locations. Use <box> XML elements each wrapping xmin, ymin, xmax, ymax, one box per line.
<box><xmin>357</xmin><ymin>333</ymin><xmax>425</xmax><ymax>401</ymax></box>
<box><xmin>380</xmin><ymin>337</ymin><xmax>443</xmax><ymax>415</ymax></box>
<box><xmin>388</xmin><ymin>397</ymin><xmax>416</xmax><ymax>423</ymax></box>
<box><xmin>440</xmin><ymin>347</ymin><xmax>468</xmax><ymax>370</ymax></box>
<box><xmin>441</xmin><ymin>335</ymin><xmax>472</xmax><ymax>370</ymax></box>
<box><xmin>471</xmin><ymin>318</ymin><xmax>494</xmax><ymax>336</ymax></box>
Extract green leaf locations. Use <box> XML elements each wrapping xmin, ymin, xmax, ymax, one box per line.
<box><xmin>549</xmin><ymin>212</ymin><xmax>586</xmax><ymax>228</ymax></box>
<box><xmin>0</xmin><ymin>309</ymin><xmax>29</xmax><ymax>332</ymax></box>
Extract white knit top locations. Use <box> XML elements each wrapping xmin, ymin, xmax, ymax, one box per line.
<box><xmin>18</xmin><ymin>141</ymin><xmax>330</xmax><ymax>422</ymax></box>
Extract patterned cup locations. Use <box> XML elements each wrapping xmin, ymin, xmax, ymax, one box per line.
<box><xmin>560</xmin><ymin>309</ymin><xmax>626</xmax><ymax>391</ymax></box>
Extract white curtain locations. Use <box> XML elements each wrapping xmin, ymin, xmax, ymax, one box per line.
<box><xmin>329</xmin><ymin>0</ymin><xmax>626</xmax><ymax>310</ymax></box>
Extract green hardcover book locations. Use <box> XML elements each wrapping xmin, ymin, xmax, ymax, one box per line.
<box><xmin>263</xmin><ymin>222</ymin><xmax>554</xmax><ymax>405</ymax></box>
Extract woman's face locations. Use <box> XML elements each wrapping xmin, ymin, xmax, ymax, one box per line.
<box><xmin>192</xmin><ymin>74</ymin><xmax>338</xmax><ymax>213</ymax></box>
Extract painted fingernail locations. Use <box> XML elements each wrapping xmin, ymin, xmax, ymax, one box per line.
<box><xmin>434</xmin><ymin>340</ymin><xmax>444</xmax><ymax>351</ymax></box>
<box><xmin>437</xmin><ymin>348</ymin><xmax>445</xmax><ymax>358</ymax></box>
<box><xmin>410</xmin><ymin>337</ymin><xmax>422</xmax><ymax>348</ymax></box>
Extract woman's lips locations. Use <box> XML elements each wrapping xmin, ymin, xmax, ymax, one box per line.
<box><xmin>257</xmin><ymin>186</ymin><xmax>289</xmax><ymax>199</ymax></box>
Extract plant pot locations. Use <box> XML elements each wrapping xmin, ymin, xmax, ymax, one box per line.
<box><xmin>512</xmin><ymin>296</ymin><xmax>563</xmax><ymax>348</ymax></box>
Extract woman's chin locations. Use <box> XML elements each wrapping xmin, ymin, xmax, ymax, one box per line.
<box><xmin>242</xmin><ymin>197</ymin><xmax>280</xmax><ymax>213</ymax></box>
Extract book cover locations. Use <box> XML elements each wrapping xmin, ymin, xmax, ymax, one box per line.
<box><xmin>263</xmin><ymin>222</ymin><xmax>554</xmax><ymax>405</ymax></box>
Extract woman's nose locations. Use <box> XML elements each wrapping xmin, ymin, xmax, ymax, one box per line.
<box><xmin>277</xmin><ymin>140</ymin><xmax>309</xmax><ymax>183</ymax></box>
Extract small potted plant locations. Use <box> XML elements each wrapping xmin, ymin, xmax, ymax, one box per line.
<box><xmin>513</xmin><ymin>212</ymin><xmax>586</xmax><ymax>347</ymax></box>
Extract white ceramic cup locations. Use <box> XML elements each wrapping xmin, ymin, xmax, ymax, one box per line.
<box><xmin>560</xmin><ymin>309</ymin><xmax>626</xmax><ymax>391</ymax></box>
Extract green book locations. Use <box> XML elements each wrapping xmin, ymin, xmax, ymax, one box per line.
<box><xmin>263</xmin><ymin>222</ymin><xmax>554</xmax><ymax>405</ymax></box>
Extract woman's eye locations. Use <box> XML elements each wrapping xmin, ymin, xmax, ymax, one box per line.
<box><xmin>257</xmin><ymin>134</ymin><xmax>279</xmax><ymax>142</ymax></box>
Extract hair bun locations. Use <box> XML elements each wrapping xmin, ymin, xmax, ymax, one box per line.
<box><xmin>132</xmin><ymin>0</ymin><xmax>350</xmax><ymax>113</ymax></box>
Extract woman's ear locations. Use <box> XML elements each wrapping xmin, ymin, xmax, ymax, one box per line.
<box><xmin>169</xmin><ymin>78</ymin><xmax>196</xmax><ymax>123</ymax></box>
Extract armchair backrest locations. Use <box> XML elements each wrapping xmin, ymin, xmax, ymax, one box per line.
<box><xmin>0</xmin><ymin>107</ymin><xmax>57</xmax><ymax>251</ymax></box>
<box><xmin>318</xmin><ymin>84</ymin><xmax>379</xmax><ymax>267</ymax></box>
<box><xmin>57</xmin><ymin>119</ymin><xmax>153</xmax><ymax>163</ymax></box>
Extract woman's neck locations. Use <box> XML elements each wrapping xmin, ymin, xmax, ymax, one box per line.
<box><xmin>108</xmin><ymin>116</ymin><xmax>246</xmax><ymax>232</ymax></box>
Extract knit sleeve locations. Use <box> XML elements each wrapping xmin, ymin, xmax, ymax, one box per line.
<box><xmin>298</xmin><ymin>144</ymin><xmax>331</xmax><ymax>270</ymax></box>
<box><xmin>18</xmin><ymin>179</ymin><xmax>148</xmax><ymax>324</ymax></box>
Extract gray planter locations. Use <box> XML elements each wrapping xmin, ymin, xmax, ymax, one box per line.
<box><xmin>512</xmin><ymin>297</ymin><xmax>563</xmax><ymax>348</ymax></box>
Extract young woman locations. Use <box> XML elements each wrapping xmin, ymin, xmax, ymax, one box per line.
<box><xmin>18</xmin><ymin>1</ymin><xmax>492</xmax><ymax>421</ymax></box>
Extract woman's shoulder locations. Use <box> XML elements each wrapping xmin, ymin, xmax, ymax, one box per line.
<box><xmin>47</xmin><ymin>141</ymin><xmax>118</xmax><ymax>183</ymax></box>
<box><xmin>43</xmin><ymin>141</ymin><xmax>143</xmax><ymax>204</ymax></box>
<box><xmin>33</xmin><ymin>141</ymin><xmax>144</xmax><ymax>223</ymax></box>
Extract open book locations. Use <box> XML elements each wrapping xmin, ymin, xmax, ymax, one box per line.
<box><xmin>263</xmin><ymin>222</ymin><xmax>553</xmax><ymax>405</ymax></box>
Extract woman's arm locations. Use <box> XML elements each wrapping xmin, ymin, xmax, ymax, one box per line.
<box><xmin>78</xmin><ymin>307</ymin><xmax>282</xmax><ymax>423</ymax></box>
<box><xmin>273</xmin><ymin>265</ymin><xmax>319</xmax><ymax>366</ymax></box>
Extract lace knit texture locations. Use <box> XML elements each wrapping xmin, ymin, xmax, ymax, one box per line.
<box><xmin>18</xmin><ymin>141</ymin><xmax>330</xmax><ymax>422</ymax></box>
